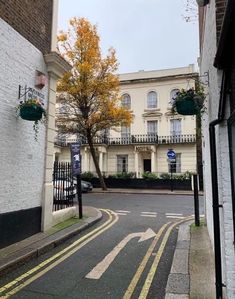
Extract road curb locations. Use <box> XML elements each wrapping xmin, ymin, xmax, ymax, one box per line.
<box><xmin>0</xmin><ymin>208</ymin><xmax>103</xmax><ymax>276</ymax></box>
<box><xmin>92</xmin><ymin>189</ymin><xmax>198</xmax><ymax>196</ymax></box>
<box><xmin>164</xmin><ymin>220</ymin><xmax>193</xmax><ymax>299</ymax></box>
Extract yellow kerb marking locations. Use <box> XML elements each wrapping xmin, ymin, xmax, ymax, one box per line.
<box><xmin>123</xmin><ymin>222</ymin><xmax>170</xmax><ymax>299</ymax></box>
<box><xmin>0</xmin><ymin>209</ymin><xmax>118</xmax><ymax>298</ymax></box>
<box><xmin>138</xmin><ymin>217</ymin><xmax>193</xmax><ymax>299</ymax></box>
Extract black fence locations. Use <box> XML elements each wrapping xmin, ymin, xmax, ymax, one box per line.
<box><xmin>88</xmin><ymin>177</ymin><xmax>192</xmax><ymax>190</ymax></box>
<box><xmin>53</xmin><ymin>162</ymin><xmax>75</xmax><ymax>211</ymax></box>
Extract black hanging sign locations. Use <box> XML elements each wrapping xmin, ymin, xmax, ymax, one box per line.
<box><xmin>70</xmin><ymin>142</ymin><xmax>81</xmax><ymax>175</ymax></box>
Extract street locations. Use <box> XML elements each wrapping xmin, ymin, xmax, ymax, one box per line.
<box><xmin>0</xmin><ymin>193</ymin><xmax>203</xmax><ymax>299</ymax></box>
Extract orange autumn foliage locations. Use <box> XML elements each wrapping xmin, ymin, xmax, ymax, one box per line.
<box><xmin>57</xmin><ymin>17</ymin><xmax>132</xmax><ymax>138</ymax></box>
<box><xmin>56</xmin><ymin>17</ymin><xmax>133</xmax><ymax>190</ymax></box>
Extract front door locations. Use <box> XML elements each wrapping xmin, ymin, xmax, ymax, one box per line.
<box><xmin>144</xmin><ymin>159</ymin><xmax>151</xmax><ymax>172</ymax></box>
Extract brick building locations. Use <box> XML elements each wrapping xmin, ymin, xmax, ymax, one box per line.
<box><xmin>0</xmin><ymin>0</ymin><xmax>71</xmax><ymax>248</ymax></box>
<box><xmin>198</xmin><ymin>0</ymin><xmax>235</xmax><ymax>297</ymax></box>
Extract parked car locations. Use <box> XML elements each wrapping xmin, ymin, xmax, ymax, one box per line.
<box><xmin>81</xmin><ymin>180</ymin><xmax>93</xmax><ymax>192</ymax></box>
<box><xmin>53</xmin><ymin>177</ymin><xmax>93</xmax><ymax>200</ymax></box>
<box><xmin>53</xmin><ymin>178</ymin><xmax>76</xmax><ymax>202</ymax></box>
<box><xmin>73</xmin><ymin>177</ymin><xmax>93</xmax><ymax>193</ymax></box>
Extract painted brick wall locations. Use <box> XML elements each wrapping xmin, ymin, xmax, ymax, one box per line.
<box><xmin>0</xmin><ymin>18</ymin><xmax>48</xmax><ymax>213</ymax></box>
<box><xmin>200</xmin><ymin>0</ymin><xmax>235</xmax><ymax>297</ymax></box>
<box><xmin>0</xmin><ymin>0</ymin><xmax>53</xmax><ymax>54</ymax></box>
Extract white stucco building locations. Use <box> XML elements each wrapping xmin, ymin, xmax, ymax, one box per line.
<box><xmin>55</xmin><ymin>65</ymin><xmax>199</xmax><ymax>179</ymax></box>
<box><xmin>0</xmin><ymin>0</ymin><xmax>71</xmax><ymax>248</ymax></box>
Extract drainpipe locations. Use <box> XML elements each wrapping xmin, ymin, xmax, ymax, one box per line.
<box><xmin>209</xmin><ymin>71</ymin><xmax>227</xmax><ymax>299</ymax></box>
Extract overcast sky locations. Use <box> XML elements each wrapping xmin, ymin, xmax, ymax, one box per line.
<box><xmin>58</xmin><ymin>0</ymin><xmax>199</xmax><ymax>74</ymax></box>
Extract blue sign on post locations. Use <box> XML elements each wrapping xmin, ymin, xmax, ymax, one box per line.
<box><xmin>167</xmin><ymin>149</ymin><xmax>176</xmax><ymax>160</ymax></box>
<box><xmin>70</xmin><ymin>142</ymin><xmax>81</xmax><ymax>175</ymax></box>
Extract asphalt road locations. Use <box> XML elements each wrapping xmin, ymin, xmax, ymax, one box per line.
<box><xmin>0</xmin><ymin>193</ymin><xmax>203</xmax><ymax>299</ymax></box>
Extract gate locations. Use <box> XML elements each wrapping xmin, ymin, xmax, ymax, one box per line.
<box><xmin>53</xmin><ymin>162</ymin><xmax>75</xmax><ymax>211</ymax></box>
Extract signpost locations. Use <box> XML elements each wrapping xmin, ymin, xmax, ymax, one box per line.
<box><xmin>70</xmin><ymin>142</ymin><xmax>82</xmax><ymax>219</ymax></box>
<box><xmin>167</xmin><ymin>149</ymin><xmax>176</xmax><ymax>192</ymax></box>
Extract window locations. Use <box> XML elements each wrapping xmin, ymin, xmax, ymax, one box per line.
<box><xmin>168</xmin><ymin>153</ymin><xmax>181</xmax><ymax>173</ymax></box>
<box><xmin>170</xmin><ymin>89</ymin><xmax>180</xmax><ymax>105</ymax></box>
<box><xmin>170</xmin><ymin>119</ymin><xmax>181</xmax><ymax>135</ymax></box>
<box><xmin>147</xmin><ymin>91</ymin><xmax>157</xmax><ymax>108</ymax></box>
<box><xmin>117</xmin><ymin>155</ymin><xmax>128</xmax><ymax>172</ymax></box>
<box><xmin>121</xmin><ymin>126</ymin><xmax>130</xmax><ymax>138</ymax></box>
<box><xmin>147</xmin><ymin>121</ymin><xmax>158</xmax><ymax>135</ymax></box>
<box><xmin>122</xmin><ymin>94</ymin><xmax>131</xmax><ymax>109</ymax></box>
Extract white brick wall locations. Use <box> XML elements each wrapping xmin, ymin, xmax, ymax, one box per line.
<box><xmin>200</xmin><ymin>1</ymin><xmax>235</xmax><ymax>297</ymax></box>
<box><xmin>0</xmin><ymin>18</ymin><xmax>48</xmax><ymax>213</ymax></box>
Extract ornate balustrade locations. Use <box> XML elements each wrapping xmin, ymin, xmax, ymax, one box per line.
<box><xmin>54</xmin><ymin>134</ymin><xmax>196</xmax><ymax>147</ymax></box>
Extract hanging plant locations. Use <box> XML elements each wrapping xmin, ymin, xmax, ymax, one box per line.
<box><xmin>171</xmin><ymin>86</ymin><xmax>206</xmax><ymax>115</ymax></box>
<box><xmin>17</xmin><ymin>98</ymin><xmax>47</xmax><ymax>140</ymax></box>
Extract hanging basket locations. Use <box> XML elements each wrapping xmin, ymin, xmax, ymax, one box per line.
<box><xmin>175</xmin><ymin>96</ymin><xmax>201</xmax><ymax>115</ymax></box>
<box><xmin>20</xmin><ymin>105</ymin><xmax>43</xmax><ymax>121</ymax></box>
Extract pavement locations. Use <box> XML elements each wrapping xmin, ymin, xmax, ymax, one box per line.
<box><xmin>0</xmin><ymin>189</ymin><xmax>215</xmax><ymax>298</ymax></box>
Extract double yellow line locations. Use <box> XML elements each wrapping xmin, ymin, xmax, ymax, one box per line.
<box><xmin>0</xmin><ymin>209</ymin><xmax>118</xmax><ymax>298</ymax></box>
<box><xmin>124</xmin><ymin>217</ymin><xmax>193</xmax><ymax>299</ymax></box>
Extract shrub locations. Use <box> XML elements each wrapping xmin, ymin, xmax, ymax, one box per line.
<box><xmin>142</xmin><ymin>172</ymin><xmax>158</xmax><ymax>180</ymax></box>
<box><xmin>81</xmin><ymin>171</ymin><xmax>95</xmax><ymax>180</ymax></box>
<box><xmin>159</xmin><ymin>173</ymin><xmax>171</xmax><ymax>179</ymax></box>
<box><xmin>109</xmin><ymin>172</ymin><xmax>135</xmax><ymax>179</ymax></box>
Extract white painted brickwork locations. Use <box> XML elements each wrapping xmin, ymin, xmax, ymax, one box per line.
<box><xmin>200</xmin><ymin>1</ymin><xmax>235</xmax><ymax>297</ymax></box>
<box><xmin>0</xmin><ymin>19</ymin><xmax>48</xmax><ymax>214</ymax></box>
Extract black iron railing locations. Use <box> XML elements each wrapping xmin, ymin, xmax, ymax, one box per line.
<box><xmin>53</xmin><ymin>162</ymin><xmax>75</xmax><ymax>211</ymax></box>
<box><xmin>54</xmin><ymin>134</ymin><xmax>196</xmax><ymax>147</ymax></box>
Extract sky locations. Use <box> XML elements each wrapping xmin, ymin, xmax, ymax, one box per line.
<box><xmin>58</xmin><ymin>0</ymin><xmax>199</xmax><ymax>74</ymax></box>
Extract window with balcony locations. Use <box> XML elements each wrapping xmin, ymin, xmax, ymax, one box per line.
<box><xmin>121</xmin><ymin>126</ymin><xmax>130</xmax><ymax>138</ymax></box>
<box><xmin>117</xmin><ymin>155</ymin><xmax>128</xmax><ymax>173</ymax></box>
<box><xmin>122</xmin><ymin>94</ymin><xmax>131</xmax><ymax>109</ymax></box>
<box><xmin>170</xmin><ymin>119</ymin><xmax>181</xmax><ymax>135</ymax></box>
<box><xmin>121</xmin><ymin>126</ymin><xmax>131</xmax><ymax>143</ymax></box>
<box><xmin>147</xmin><ymin>120</ymin><xmax>158</xmax><ymax>135</ymax></box>
<box><xmin>168</xmin><ymin>153</ymin><xmax>181</xmax><ymax>173</ymax></box>
<box><xmin>147</xmin><ymin>91</ymin><xmax>157</xmax><ymax>108</ymax></box>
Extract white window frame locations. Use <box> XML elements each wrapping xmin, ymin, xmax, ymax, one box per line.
<box><xmin>168</xmin><ymin>153</ymin><xmax>181</xmax><ymax>173</ymax></box>
<box><xmin>147</xmin><ymin>120</ymin><xmax>158</xmax><ymax>135</ymax></box>
<box><xmin>121</xmin><ymin>126</ymin><xmax>130</xmax><ymax>138</ymax></box>
<box><xmin>117</xmin><ymin>155</ymin><xmax>128</xmax><ymax>173</ymax></box>
<box><xmin>147</xmin><ymin>91</ymin><xmax>157</xmax><ymax>108</ymax></box>
<box><xmin>122</xmin><ymin>94</ymin><xmax>131</xmax><ymax>109</ymax></box>
<box><xmin>170</xmin><ymin>119</ymin><xmax>182</xmax><ymax>136</ymax></box>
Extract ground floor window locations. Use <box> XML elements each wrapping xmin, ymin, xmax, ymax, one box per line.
<box><xmin>168</xmin><ymin>153</ymin><xmax>181</xmax><ymax>173</ymax></box>
<box><xmin>117</xmin><ymin>155</ymin><xmax>128</xmax><ymax>172</ymax></box>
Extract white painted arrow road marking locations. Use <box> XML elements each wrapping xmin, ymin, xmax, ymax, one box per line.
<box><xmin>85</xmin><ymin>228</ymin><xmax>156</xmax><ymax>280</ymax></box>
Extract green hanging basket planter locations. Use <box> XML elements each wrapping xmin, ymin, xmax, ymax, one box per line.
<box><xmin>172</xmin><ymin>88</ymin><xmax>206</xmax><ymax>116</ymax></box>
<box><xmin>20</xmin><ymin>105</ymin><xmax>43</xmax><ymax>121</ymax></box>
<box><xmin>175</xmin><ymin>97</ymin><xmax>200</xmax><ymax>115</ymax></box>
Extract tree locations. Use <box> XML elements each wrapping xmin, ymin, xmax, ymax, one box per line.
<box><xmin>183</xmin><ymin>0</ymin><xmax>198</xmax><ymax>23</ymax></box>
<box><xmin>57</xmin><ymin>17</ymin><xmax>132</xmax><ymax>190</ymax></box>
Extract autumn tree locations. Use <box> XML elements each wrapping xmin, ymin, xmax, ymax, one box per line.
<box><xmin>57</xmin><ymin>17</ymin><xmax>132</xmax><ymax>190</ymax></box>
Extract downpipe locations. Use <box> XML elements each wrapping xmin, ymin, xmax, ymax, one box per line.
<box><xmin>208</xmin><ymin>71</ymin><xmax>227</xmax><ymax>299</ymax></box>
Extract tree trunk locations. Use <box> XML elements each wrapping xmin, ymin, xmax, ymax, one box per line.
<box><xmin>87</xmin><ymin>133</ymin><xmax>107</xmax><ymax>190</ymax></box>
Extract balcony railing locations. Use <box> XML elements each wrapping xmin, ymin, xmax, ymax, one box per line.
<box><xmin>55</xmin><ymin>134</ymin><xmax>196</xmax><ymax>147</ymax></box>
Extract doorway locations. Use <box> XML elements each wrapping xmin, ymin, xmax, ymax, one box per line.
<box><xmin>144</xmin><ymin>159</ymin><xmax>151</xmax><ymax>172</ymax></box>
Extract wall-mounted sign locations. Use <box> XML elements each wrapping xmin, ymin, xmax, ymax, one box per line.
<box><xmin>136</xmin><ymin>146</ymin><xmax>152</xmax><ymax>152</ymax></box>
<box><xmin>18</xmin><ymin>85</ymin><xmax>45</xmax><ymax>106</ymax></box>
